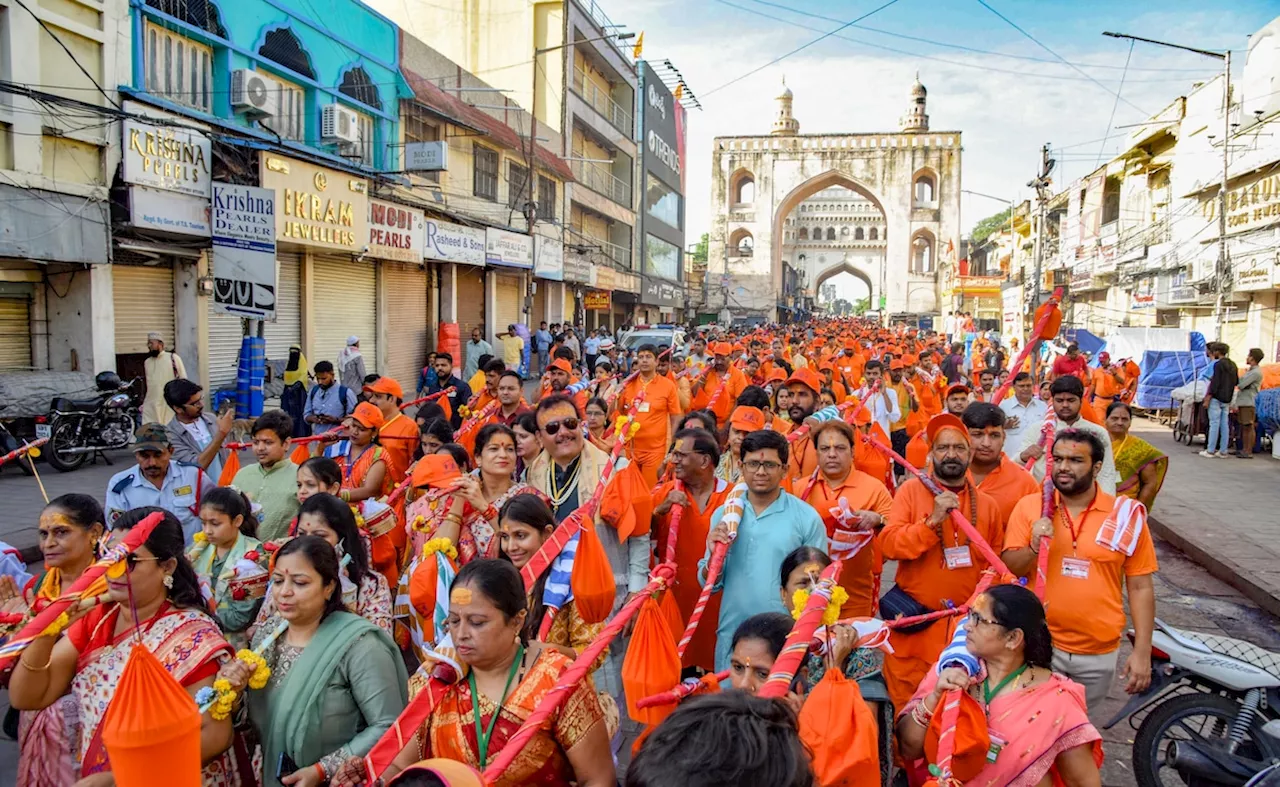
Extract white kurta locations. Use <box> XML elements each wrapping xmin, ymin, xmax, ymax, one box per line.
<box><xmin>142</xmin><ymin>351</ymin><xmax>187</xmax><ymax>425</ymax></box>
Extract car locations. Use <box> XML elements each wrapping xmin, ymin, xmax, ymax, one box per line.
<box><xmin>620</xmin><ymin>325</ymin><xmax>688</xmax><ymax>358</ymax></box>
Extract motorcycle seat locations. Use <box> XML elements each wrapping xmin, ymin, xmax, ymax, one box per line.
<box><xmin>70</xmin><ymin>398</ymin><xmax>103</xmax><ymax>408</ymax></box>
<box><xmin>1180</xmin><ymin>630</ymin><xmax>1280</xmax><ymax>679</ymax></box>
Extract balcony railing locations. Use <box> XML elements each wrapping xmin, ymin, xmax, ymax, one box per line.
<box><xmin>576</xmin><ymin>0</ymin><xmax>634</xmax><ymax>63</ymax></box>
<box><xmin>571</xmin><ymin>66</ymin><xmax>633</xmax><ymax>136</ymax></box>
<box><xmin>569</xmin><ymin>226</ymin><xmax>631</xmax><ymax>268</ymax></box>
<box><xmin>571</xmin><ymin>158</ymin><xmax>631</xmax><ymax>208</ymax></box>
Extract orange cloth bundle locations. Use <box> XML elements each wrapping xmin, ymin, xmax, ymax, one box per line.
<box><xmin>621</xmin><ymin>595</ymin><xmax>681</xmax><ymax>727</ymax></box>
<box><xmin>101</xmin><ymin>644</ymin><xmax>202</xmax><ymax>787</ymax></box>
<box><xmin>599</xmin><ymin>461</ymin><xmax>653</xmax><ymax>541</ymax></box>
<box><xmin>925</xmin><ymin>690</ymin><xmax>990</xmax><ymax>782</ymax></box>
<box><xmin>798</xmin><ymin>669</ymin><xmax>878</xmax><ymax>786</ymax></box>
<box><xmin>570</xmin><ymin>517</ymin><xmax>617</xmax><ymax>624</ymax></box>
<box><xmin>217</xmin><ymin>449</ymin><xmax>242</xmax><ymax>486</ymax></box>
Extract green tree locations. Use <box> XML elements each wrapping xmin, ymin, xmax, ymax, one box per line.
<box><xmin>692</xmin><ymin>233</ymin><xmax>709</xmax><ymax>266</ymax></box>
<box><xmin>971</xmin><ymin>207</ymin><xmax>1012</xmax><ymax>244</ymax></box>
<box><xmin>853</xmin><ymin>297</ymin><xmax>870</xmax><ymax>315</ymax></box>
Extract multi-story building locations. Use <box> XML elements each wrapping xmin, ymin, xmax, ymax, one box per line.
<box><xmin>367</xmin><ymin>0</ymin><xmax>644</xmax><ymax>330</ymax></box>
<box><xmin>0</xmin><ymin>0</ymin><xmax>127</xmax><ymax>373</ymax></box>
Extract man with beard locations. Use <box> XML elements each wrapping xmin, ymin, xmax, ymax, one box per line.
<box><xmin>1022</xmin><ymin>375</ymin><xmax>1117</xmax><ymax>494</ymax></box>
<box><xmin>651</xmin><ymin>428</ymin><xmax>731</xmax><ymax>671</ymax></box>
<box><xmin>702</xmin><ymin>429</ymin><xmax>826</xmax><ymax>670</ymax></box>
<box><xmin>690</xmin><ymin>342</ymin><xmax>746</xmax><ymax>425</ymax></box>
<box><xmin>106</xmin><ymin>423</ymin><xmax>214</xmax><ymax>541</ymax></box>
<box><xmin>544</xmin><ymin>357</ymin><xmax>587</xmax><ymax>411</ymax></box>
<box><xmin>471</xmin><ymin>358</ymin><xmax>507</xmax><ymax>410</ymax></box>
<box><xmin>141</xmin><ymin>331</ymin><xmax>188</xmax><ymax>425</ymax></box>
<box><xmin>879</xmin><ymin>413</ymin><xmax>1003</xmax><ymax>713</ymax></box>
<box><xmin>835</xmin><ymin>338</ymin><xmax>865</xmax><ymax>384</ymax></box>
<box><xmin>494</xmin><ymin>371</ymin><xmax>531</xmax><ymax>426</ymax></box>
<box><xmin>686</xmin><ymin>335</ymin><xmax>711</xmax><ymax>369</ymax></box>
<box><xmin>1003</xmin><ymin>429</ymin><xmax>1157</xmax><ymax>713</ymax></box>
<box><xmin>784</xmin><ymin>367</ymin><xmax>825</xmax><ymax>479</ymax></box>
<box><xmin>971</xmin><ymin>369</ymin><xmax>997</xmax><ymax>403</ymax></box>
<box><xmin>163</xmin><ymin>377</ymin><xmax>234</xmax><ymax>481</ymax></box>
<box><xmin>759</xmin><ymin>338</ymin><xmax>792</xmax><ymax>381</ymax></box>
<box><xmin>422</xmin><ymin>351</ymin><xmax>472</xmax><ymax>429</ymax></box>
<box><xmin>963</xmin><ymin>402</ymin><xmax>1039</xmax><ymax>528</ymax></box>
<box><xmin>303</xmin><ymin>360</ymin><xmax>357</xmax><ymax>435</ymax></box>
<box><xmin>526</xmin><ymin>393</ymin><xmax>650</xmax><ymax>740</ymax></box>
<box><xmin>905</xmin><ymin>382</ymin><xmax>971</xmax><ymax>469</ymax></box>
<box><xmin>619</xmin><ymin>344</ymin><xmax>684</xmax><ymax>488</ymax></box>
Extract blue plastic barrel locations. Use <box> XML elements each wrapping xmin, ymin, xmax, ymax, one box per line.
<box><xmin>236</xmin><ymin>336</ymin><xmax>266</xmax><ymax>417</ymax></box>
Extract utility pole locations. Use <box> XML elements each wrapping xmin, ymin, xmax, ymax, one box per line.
<box><xmin>1103</xmin><ymin>32</ymin><xmax>1231</xmax><ymax>340</ymax></box>
<box><xmin>1028</xmin><ymin>142</ymin><xmax>1055</xmax><ymax>315</ymax></box>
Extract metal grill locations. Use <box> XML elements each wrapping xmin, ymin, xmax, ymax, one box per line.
<box><xmin>145</xmin><ymin>0</ymin><xmax>227</xmax><ymax>38</ymax></box>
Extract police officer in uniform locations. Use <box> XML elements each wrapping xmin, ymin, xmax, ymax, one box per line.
<box><xmin>105</xmin><ymin>423</ymin><xmax>215</xmax><ymax>543</ymax></box>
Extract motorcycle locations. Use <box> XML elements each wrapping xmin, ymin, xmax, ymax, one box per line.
<box><xmin>0</xmin><ymin>421</ymin><xmax>34</xmax><ymax>476</ymax></box>
<box><xmin>37</xmin><ymin>372</ymin><xmax>141</xmax><ymax>473</ymax></box>
<box><xmin>1105</xmin><ymin>618</ymin><xmax>1280</xmax><ymax>787</ymax></box>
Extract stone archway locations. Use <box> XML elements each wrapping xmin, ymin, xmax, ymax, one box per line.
<box><xmin>813</xmin><ymin>260</ymin><xmax>876</xmax><ymax>312</ymax></box>
<box><xmin>771</xmin><ymin>170</ymin><xmax>889</xmax><ymax>295</ymax></box>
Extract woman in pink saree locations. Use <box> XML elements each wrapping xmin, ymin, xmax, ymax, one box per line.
<box><xmin>897</xmin><ymin>584</ymin><xmax>1103</xmax><ymax>787</ymax></box>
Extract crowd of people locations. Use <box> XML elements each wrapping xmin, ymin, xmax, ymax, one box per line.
<box><xmin>2</xmin><ymin>314</ymin><xmax>1180</xmax><ymax>787</ymax></box>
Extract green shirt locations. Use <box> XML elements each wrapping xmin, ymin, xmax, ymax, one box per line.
<box><xmin>233</xmin><ymin>459</ymin><xmax>300</xmax><ymax>541</ymax></box>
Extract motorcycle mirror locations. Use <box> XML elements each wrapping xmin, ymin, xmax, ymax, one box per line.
<box><xmin>1263</xmin><ymin>719</ymin><xmax>1280</xmax><ymax>741</ymax></box>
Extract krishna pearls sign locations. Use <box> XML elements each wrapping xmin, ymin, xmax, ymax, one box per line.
<box><xmin>368</xmin><ymin>199</ymin><xmax>424</xmax><ymax>263</ymax></box>
<box><xmin>122</xmin><ymin>119</ymin><xmax>212</xmax><ymax>198</ymax></box>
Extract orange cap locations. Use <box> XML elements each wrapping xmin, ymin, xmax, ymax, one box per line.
<box><xmin>944</xmin><ymin>382</ymin><xmax>971</xmax><ymax>399</ymax></box>
<box><xmin>363</xmin><ymin>376</ymin><xmax>404</xmax><ymax>399</ymax></box>
<box><xmin>765</xmin><ymin>368</ymin><xmax>787</xmax><ymax>383</ymax></box>
<box><xmin>711</xmin><ymin>342</ymin><xmax>732</xmax><ymax>356</ymax></box>
<box><xmin>902</xmin><ymin>354</ymin><xmax>918</xmax><ymax>365</ymax></box>
<box><xmin>843</xmin><ymin>339</ymin><xmax>857</xmax><ymax>350</ymax></box>
<box><xmin>351</xmin><ymin>401</ymin><xmax>385</xmax><ymax>430</ymax></box>
<box><xmin>549</xmin><ymin>358</ymin><xmax>573</xmax><ymax>373</ymax></box>
<box><xmin>729</xmin><ymin>405</ymin><xmax>766</xmax><ymax>432</ymax></box>
<box><xmin>411</xmin><ymin>453</ymin><xmax>463</xmax><ymax>489</ymax></box>
<box><xmin>786</xmin><ymin>367</ymin><xmax>824</xmax><ymax>393</ymax></box>
<box><xmin>890</xmin><ymin>359</ymin><xmax>904</xmax><ymax>371</ymax></box>
<box><xmin>926</xmin><ymin>413</ymin><xmax>971</xmax><ymax>445</ymax></box>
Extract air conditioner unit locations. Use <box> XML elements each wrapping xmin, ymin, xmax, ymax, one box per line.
<box><xmin>230</xmin><ymin>69</ymin><xmax>279</xmax><ymax>118</ymax></box>
<box><xmin>321</xmin><ymin>104</ymin><xmax>361</xmax><ymax>144</ymax></box>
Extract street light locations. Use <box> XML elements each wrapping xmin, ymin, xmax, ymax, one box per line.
<box><xmin>1103</xmin><ymin>31</ymin><xmax>1231</xmax><ymax>341</ymax></box>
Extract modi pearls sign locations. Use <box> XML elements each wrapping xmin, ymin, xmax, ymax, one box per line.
<box><xmin>122</xmin><ymin>119</ymin><xmax>211</xmax><ymax>198</ymax></box>
<box><xmin>260</xmin><ymin>153</ymin><xmax>367</xmax><ymax>250</ymax></box>
<box><xmin>368</xmin><ymin>199</ymin><xmax>425</xmax><ymax>262</ymax></box>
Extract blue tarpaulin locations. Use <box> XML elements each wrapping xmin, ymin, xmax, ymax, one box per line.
<box><xmin>1135</xmin><ymin>349</ymin><xmax>1212</xmax><ymax>409</ymax></box>
<box><xmin>1258</xmin><ymin>389</ymin><xmax>1280</xmax><ymax>438</ymax></box>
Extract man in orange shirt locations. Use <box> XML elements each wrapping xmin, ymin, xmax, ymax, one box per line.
<box><xmin>817</xmin><ymin>359</ymin><xmax>848</xmax><ymax>404</ymax></box>
<box><xmin>784</xmin><ymin>367</ymin><xmax>824</xmax><ymax>480</ymax></box>
<box><xmin>619</xmin><ymin>343</ymin><xmax>683</xmax><ymax>488</ymax></box>
<box><xmin>905</xmin><ymin>383</ymin><xmax>971</xmax><ymax>470</ymax></box>
<box><xmin>879</xmin><ymin>413</ymin><xmax>1004</xmax><ymax>713</ymax></box>
<box><xmin>651</xmin><ymin>427</ymin><xmax>731</xmax><ymax>671</ymax></box>
<box><xmin>690</xmin><ymin>342</ymin><xmax>746</xmax><ymax>424</ymax></box>
<box><xmin>834</xmin><ymin>340</ymin><xmax>865</xmax><ymax>388</ymax></box>
<box><xmin>363</xmin><ymin>376</ymin><xmax>417</xmax><ymax>485</ymax></box>
<box><xmin>1002</xmin><ymin>429</ymin><xmax>1156</xmax><ymax>713</ymax></box>
<box><xmin>1088</xmin><ymin>352</ymin><xmax>1126</xmax><ymax>412</ymax></box>
<box><xmin>800</xmin><ymin>420</ymin><xmax>893</xmax><ymax>617</ymax></box>
<box><xmin>470</xmin><ymin>358</ymin><xmax>506</xmax><ymax>410</ymax></box>
<box><xmin>1120</xmin><ymin>358</ymin><xmax>1142</xmax><ymax>404</ymax></box>
<box><xmin>544</xmin><ymin>358</ymin><xmax>587</xmax><ymax>411</ymax></box>
<box><xmin>962</xmin><ymin>402</ymin><xmax>1039</xmax><ymax>527</ymax></box>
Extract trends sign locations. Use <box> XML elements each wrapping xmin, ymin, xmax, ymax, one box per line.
<box><xmin>641</xmin><ymin>62</ymin><xmax>683</xmax><ymax>192</ymax></box>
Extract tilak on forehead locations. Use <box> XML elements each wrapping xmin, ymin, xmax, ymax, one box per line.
<box><xmin>451</xmin><ymin>587</ymin><xmax>473</xmax><ymax>606</ymax></box>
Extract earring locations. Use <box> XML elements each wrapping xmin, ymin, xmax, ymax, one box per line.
<box><xmin>163</xmin><ymin>574</ymin><xmax>175</xmax><ymax>589</ymax></box>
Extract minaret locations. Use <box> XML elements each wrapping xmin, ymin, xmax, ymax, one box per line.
<box><xmin>771</xmin><ymin>77</ymin><xmax>800</xmax><ymax>135</ymax></box>
<box><xmin>900</xmin><ymin>73</ymin><xmax>929</xmax><ymax>133</ymax></box>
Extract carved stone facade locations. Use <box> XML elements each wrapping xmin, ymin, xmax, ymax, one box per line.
<box><xmin>708</xmin><ymin>78</ymin><xmax>961</xmax><ymax>321</ymax></box>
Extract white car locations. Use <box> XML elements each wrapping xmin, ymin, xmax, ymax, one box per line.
<box><xmin>620</xmin><ymin>326</ymin><xmax>688</xmax><ymax>358</ymax></box>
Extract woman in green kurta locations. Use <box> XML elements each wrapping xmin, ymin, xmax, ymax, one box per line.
<box><xmin>188</xmin><ymin>487</ymin><xmax>267</xmax><ymax>648</ymax></box>
<box><xmin>219</xmin><ymin>535</ymin><xmax>407</xmax><ymax>787</ymax></box>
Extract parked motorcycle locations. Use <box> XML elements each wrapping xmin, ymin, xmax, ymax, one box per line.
<box><xmin>37</xmin><ymin>372</ymin><xmax>141</xmax><ymax>473</ymax></box>
<box><xmin>1105</xmin><ymin>618</ymin><xmax>1280</xmax><ymax>787</ymax></box>
<box><xmin>0</xmin><ymin>421</ymin><xmax>34</xmax><ymax>476</ymax></box>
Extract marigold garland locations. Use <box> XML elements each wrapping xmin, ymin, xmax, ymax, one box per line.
<box><xmin>790</xmin><ymin>586</ymin><xmax>849</xmax><ymax>627</ymax></box>
<box><xmin>235</xmin><ymin>648</ymin><xmax>271</xmax><ymax>689</ymax></box>
<box><xmin>192</xmin><ymin>532</ymin><xmax>208</xmax><ymax>545</ymax></box>
<box><xmin>422</xmin><ymin>537</ymin><xmax>457</xmax><ymax>561</ymax></box>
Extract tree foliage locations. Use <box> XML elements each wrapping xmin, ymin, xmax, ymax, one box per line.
<box><xmin>971</xmin><ymin>207</ymin><xmax>1012</xmax><ymax>244</ymax></box>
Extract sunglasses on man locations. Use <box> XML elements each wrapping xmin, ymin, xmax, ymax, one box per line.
<box><xmin>541</xmin><ymin>417</ymin><xmax>580</xmax><ymax>436</ymax></box>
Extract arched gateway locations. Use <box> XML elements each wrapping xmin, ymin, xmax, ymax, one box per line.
<box><xmin>706</xmin><ymin>76</ymin><xmax>962</xmax><ymax>322</ymax></box>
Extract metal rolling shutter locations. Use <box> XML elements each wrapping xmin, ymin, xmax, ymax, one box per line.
<box><xmin>0</xmin><ymin>296</ymin><xmax>32</xmax><ymax>371</ymax></box>
<box><xmin>113</xmin><ymin>264</ymin><xmax>175</xmax><ymax>354</ymax></box>
<box><xmin>456</xmin><ymin>265</ymin><xmax>486</xmax><ymax>345</ymax></box>
<box><xmin>206</xmin><ymin>306</ymin><xmax>245</xmax><ymax>392</ymax></box>
<box><xmin>384</xmin><ymin>261</ymin><xmax>429</xmax><ymax>391</ymax></box>
<box><xmin>264</xmin><ymin>252</ymin><xmax>302</xmax><ymax>362</ymax></box>
<box><xmin>312</xmin><ymin>254</ymin><xmax>377</xmax><ymax>372</ymax></box>
<box><xmin>494</xmin><ymin>272</ymin><xmax>522</xmax><ymax>336</ymax></box>
<box><xmin>533</xmin><ymin>281</ymin><xmax>548</xmax><ymax>326</ymax></box>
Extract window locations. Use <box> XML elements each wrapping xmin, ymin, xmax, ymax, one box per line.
<box><xmin>145</xmin><ymin>22</ymin><xmax>212</xmax><ymax>112</ymax></box>
<box><xmin>261</xmin><ymin>71</ymin><xmax>305</xmax><ymax>141</ymax></box>
<box><xmin>537</xmin><ymin>176</ymin><xmax>556</xmax><ymax>221</ymax></box>
<box><xmin>350</xmin><ymin>108</ymin><xmax>374</xmax><ymax>165</ymax></box>
<box><xmin>646</xmin><ymin>234</ymin><xmax>681</xmax><ymax>280</ymax></box>
<box><xmin>869</xmin><ymin>227</ymin><xmax>878</xmax><ymax>240</ymax></box>
<box><xmin>798</xmin><ymin>227</ymin><xmax>808</xmax><ymax>240</ymax></box>
<box><xmin>730</xmin><ymin>170</ymin><xmax>754</xmax><ymax>206</ymax></box>
<box><xmin>729</xmin><ymin>229</ymin><xmax>753</xmax><ymax>257</ymax></box>
<box><xmin>507</xmin><ymin>160</ymin><xmax>529</xmax><ymax>209</ymax></box>
<box><xmin>473</xmin><ymin>144</ymin><xmax>498</xmax><ymax>200</ymax></box>
<box><xmin>1102</xmin><ymin>176</ymin><xmax>1121</xmax><ymax>226</ymax></box>
<box><xmin>912</xmin><ymin>235</ymin><xmax>934</xmax><ymax>273</ymax></box>
<box><xmin>645</xmin><ymin>173</ymin><xmax>681</xmax><ymax>230</ymax></box>
<box><xmin>914</xmin><ymin>174</ymin><xmax>936</xmax><ymax>206</ymax></box>
<box><xmin>853</xmin><ymin>227</ymin><xmax>863</xmax><ymax>240</ymax></box>
<box><xmin>145</xmin><ymin>0</ymin><xmax>226</xmax><ymax>36</ymax></box>
<box><xmin>826</xmin><ymin>227</ymin><xmax>836</xmax><ymax>241</ymax></box>
<box><xmin>338</xmin><ymin>66</ymin><xmax>381</xmax><ymax>110</ymax></box>
<box><xmin>403</xmin><ymin>103</ymin><xmax>441</xmax><ymax>183</ymax></box>
<box><xmin>258</xmin><ymin>28</ymin><xmax>314</xmax><ymax>79</ymax></box>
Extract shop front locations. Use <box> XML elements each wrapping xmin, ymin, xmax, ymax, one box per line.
<box><xmin>485</xmin><ymin>227</ymin><xmax>532</xmax><ymax>342</ymax></box>
<box><xmin>369</xmin><ymin>199</ymin><xmax>428</xmax><ymax>388</ymax></box>
<box><xmin>425</xmin><ymin>216</ymin><xmax>487</xmax><ymax>348</ymax></box>
<box><xmin>562</xmin><ymin>251</ymin><xmax>593</xmax><ymax>327</ymax></box>
<box><xmin>532</xmin><ymin>231</ymin><xmax>565</xmax><ymax>327</ymax></box>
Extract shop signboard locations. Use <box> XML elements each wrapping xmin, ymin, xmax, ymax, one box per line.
<box><xmin>485</xmin><ymin>227</ymin><xmax>533</xmax><ymax>269</ymax></box>
<box><xmin>129</xmin><ymin>186</ymin><xmax>211</xmax><ymax>237</ymax></box>
<box><xmin>584</xmin><ymin>291</ymin><xmax>610</xmax><ymax>310</ymax></box>
<box><xmin>368</xmin><ymin>199</ymin><xmax>424</xmax><ymax>263</ymax></box>
<box><xmin>563</xmin><ymin>252</ymin><xmax>592</xmax><ymax>283</ymax></box>
<box><xmin>1234</xmin><ymin>253</ymin><xmax>1278</xmax><ymax>291</ymax></box>
<box><xmin>123</xmin><ymin>119</ymin><xmax>212</xmax><ymax>198</ymax></box>
<box><xmin>423</xmin><ymin>218</ymin><xmax>485</xmax><ymax>266</ymax></box>
<box><xmin>260</xmin><ymin>153</ymin><xmax>367</xmax><ymax>251</ymax></box>
<box><xmin>211</xmin><ymin>183</ymin><xmax>277</xmax><ymax>320</ymax></box>
<box><xmin>1131</xmin><ymin>276</ymin><xmax>1156</xmax><ymax>310</ymax></box>
<box><xmin>534</xmin><ymin>234</ymin><xmax>564</xmax><ymax>281</ymax></box>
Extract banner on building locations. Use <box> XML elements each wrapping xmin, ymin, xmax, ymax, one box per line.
<box><xmin>563</xmin><ymin>252</ymin><xmax>593</xmax><ymax>284</ymax></box>
<box><xmin>1131</xmin><ymin>277</ymin><xmax>1156</xmax><ymax>309</ymax></box>
<box><xmin>123</xmin><ymin>119</ymin><xmax>212</xmax><ymax>198</ymax></box>
<box><xmin>584</xmin><ymin>291</ymin><xmax>611</xmax><ymax>310</ymax></box>
<box><xmin>260</xmin><ymin>153</ymin><xmax>367</xmax><ymax>251</ymax></box>
<box><xmin>368</xmin><ymin>199</ymin><xmax>425</xmax><ymax>263</ymax></box>
<box><xmin>534</xmin><ymin>234</ymin><xmax>564</xmax><ymax>281</ymax></box>
<box><xmin>486</xmin><ymin>227</ymin><xmax>533</xmax><ymax>269</ymax></box>
<box><xmin>1234</xmin><ymin>252</ymin><xmax>1278</xmax><ymax>291</ymax></box>
<box><xmin>212</xmin><ymin>183</ymin><xmax>277</xmax><ymax>320</ymax></box>
<box><xmin>424</xmin><ymin>218</ymin><xmax>485</xmax><ymax>266</ymax></box>
<box><xmin>129</xmin><ymin>186</ymin><xmax>211</xmax><ymax>237</ymax></box>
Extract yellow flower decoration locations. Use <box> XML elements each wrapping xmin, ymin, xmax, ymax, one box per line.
<box><xmin>40</xmin><ymin>611</ymin><xmax>70</xmax><ymax>639</ymax></box>
<box><xmin>458</xmin><ymin>405</ymin><xmax>472</xmax><ymax>418</ymax></box>
<box><xmin>790</xmin><ymin>588</ymin><xmax>810</xmax><ymax>620</ymax></box>
<box><xmin>790</xmin><ymin>586</ymin><xmax>848</xmax><ymax>627</ymax></box>
<box><xmin>208</xmin><ymin>678</ymin><xmax>237</xmax><ymax>720</ymax></box>
<box><xmin>411</xmin><ymin>514</ymin><xmax>430</xmax><ymax>533</ymax></box>
<box><xmin>235</xmin><ymin>649</ymin><xmax>271</xmax><ymax>690</ymax></box>
<box><xmin>192</xmin><ymin>531</ymin><xmax>208</xmax><ymax>545</ymax></box>
<box><xmin>423</xmin><ymin>537</ymin><xmax>457</xmax><ymax>561</ymax></box>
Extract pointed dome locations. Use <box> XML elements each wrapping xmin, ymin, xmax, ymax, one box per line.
<box><xmin>911</xmin><ymin>73</ymin><xmax>927</xmax><ymax>98</ymax></box>
<box><xmin>778</xmin><ymin>77</ymin><xmax>793</xmax><ymax>100</ymax></box>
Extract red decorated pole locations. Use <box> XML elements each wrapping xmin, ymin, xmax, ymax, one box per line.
<box><xmin>399</xmin><ymin>386</ymin><xmax>455</xmax><ymax>412</ymax></box>
<box><xmin>883</xmin><ymin>605</ymin><xmax>968</xmax><ymax>630</ymax></box>
<box><xmin>452</xmin><ymin>400</ymin><xmax>499</xmax><ymax>442</ymax></box>
<box><xmin>483</xmin><ymin>564</ymin><xmax>677</xmax><ymax>782</ymax></box>
<box><xmin>866</xmin><ymin>439</ymin><xmax>1011</xmax><ymax>575</ymax></box>
<box><xmin>758</xmin><ymin>560</ymin><xmax>843</xmax><ymax>698</ymax></box>
<box><xmin>0</xmin><ymin>438</ymin><xmax>46</xmax><ymax>469</ymax></box>
<box><xmin>361</xmin><ymin>661</ymin><xmax>459</xmax><ymax>783</ymax></box>
<box><xmin>635</xmin><ymin>669</ymin><xmax>729</xmax><ymax>709</ymax></box>
<box><xmin>676</xmin><ymin>483</ymin><xmax>748</xmax><ymax>658</ymax></box>
<box><xmin>662</xmin><ymin>482</ymin><xmax>685</xmax><ymax>566</ymax></box>
<box><xmin>1034</xmin><ymin>418</ymin><xmax>1058</xmax><ymax>599</ymax></box>
<box><xmin>0</xmin><ymin>512</ymin><xmax>163</xmax><ymax>668</ymax></box>
<box><xmin>991</xmin><ymin>287</ymin><xmax>1063</xmax><ymax>404</ymax></box>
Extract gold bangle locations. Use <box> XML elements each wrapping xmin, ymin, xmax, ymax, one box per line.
<box><xmin>20</xmin><ymin>650</ymin><xmax>52</xmax><ymax>672</ymax></box>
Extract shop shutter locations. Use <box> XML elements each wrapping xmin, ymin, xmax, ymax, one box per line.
<box><xmin>263</xmin><ymin>252</ymin><xmax>302</xmax><ymax>362</ymax></box>
<box><xmin>0</xmin><ymin>296</ymin><xmax>33</xmax><ymax>371</ymax></box>
<box><xmin>384</xmin><ymin>261</ymin><xmax>429</xmax><ymax>391</ymax></box>
<box><xmin>1222</xmin><ymin>319</ymin><xmax>1249</xmax><ymax>364</ymax></box>
<box><xmin>113</xmin><ymin>264</ymin><xmax>175</xmax><ymax>355</ymax></box>
<box><xmin>533</xmin><ymin>280</ymin><xmax>548</xmax><ymax>327</ymax></box>
<box><xmin>456</xmin><ymin>265</ymin><xmax>486</xmax><ymax>345</ymax></box>
<box><xmin>494</xmin><ymin>272</ymin><xmax>523</xmax><ymax>338</ymax></box>
<box><xmin>312</xmin><ymin>254</ymin><xmax>377</xmax><ymax>373</ymax></box>
<box><xmin>206</xmin><ymin>306</ymin><xmax>245</xmax><ymax>392</ymax></box>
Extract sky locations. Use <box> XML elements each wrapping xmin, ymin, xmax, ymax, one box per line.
<box><xmin>618</xmin><ymin>0</ymin><xmax>1279</xmax><ymax>255</ymax></box>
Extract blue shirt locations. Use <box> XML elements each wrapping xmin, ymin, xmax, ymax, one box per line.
<box><xmin>105</xmin><ymin>460</ymin><xmax>215</xmax><ymax>543</ymax></box>
<box><xmin>699</xmin><ymin>490</ymin><xmax>827</xmax><ymax>671</ymax></box>
<box><xmin>302</xmin><ymin>383</ymin><xmax>357</xmax><ymax>434</ymax></box>
<box><xmin>584</xmin><ymin>336</ymin><xmax>601</xmax><ymax>354</ymax></box>
<box><xmin>535</xmin><ymin>329</ymin><xmax>553</xmax><ymax>352</ymax></box>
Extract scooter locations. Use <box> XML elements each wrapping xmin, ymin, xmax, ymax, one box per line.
<box><xmin>1105</xmin><ymin>618</ymin><xmax>1280</xmax><ymax>787</ymax></box>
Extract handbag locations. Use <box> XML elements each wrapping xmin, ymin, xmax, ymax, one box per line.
<box><xmin>878</xmin><ymin>584</ymin><xmax>936</xmax><ymax>634</ymax></box>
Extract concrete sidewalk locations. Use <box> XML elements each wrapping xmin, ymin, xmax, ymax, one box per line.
<box><xmin>1132</xmin><ymin>417</ymin><xmax>1280</xmax><ymax>617</ymax></box>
